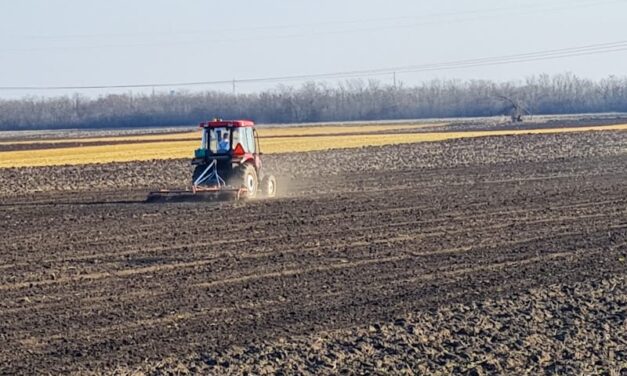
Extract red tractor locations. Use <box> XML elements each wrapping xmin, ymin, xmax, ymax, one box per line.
<box><xmin>148</xmin><ymin>119</ymin><xmax>276</xmax><ymax>201</ymax></box>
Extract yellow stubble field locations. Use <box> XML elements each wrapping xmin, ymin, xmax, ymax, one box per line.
<box><xmin>0</xmin><ymin>123</ymin><xmax>626</xmax><ymax>168</ymax></box>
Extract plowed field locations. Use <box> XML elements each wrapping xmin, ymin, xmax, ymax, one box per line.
<box><xmin>0</xmin><ymin>130</ymin><xmax>625</xmax><ymax>374</ymax></box>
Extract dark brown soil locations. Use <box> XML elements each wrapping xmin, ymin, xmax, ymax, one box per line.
<box><xmin>0</xmin><ymin>130</ymin><xmax>625</xmax><ymax>375</ymax></box>
<box><xmin>140</xmin><ymin>276</ymin><xmax>627</xmax><ymax>375</ymax></box>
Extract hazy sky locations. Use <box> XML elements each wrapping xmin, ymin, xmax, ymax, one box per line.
<box><xmin>1</xmin><ymin>0</ymin><xmax>626</xmax><ymax>98</ymax></box>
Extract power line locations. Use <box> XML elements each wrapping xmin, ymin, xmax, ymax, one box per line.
<box><xmin>2</xmin><ymin>0</ymin><xmax>623</xmax><ymax>53</ymax></box>
<box><xmin>223</xmin><ymin>42</ymin><xmax>627</xmax><ymax>85</ymax></box>
<box><xmin>1</xmin><ymin>40</ymin><xmax>626</xmax><ymax>91</ymax></box>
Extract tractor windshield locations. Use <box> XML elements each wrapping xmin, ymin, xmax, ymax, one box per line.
<box><xmin>202</xmin><ymin>127</ymin><xmax>253</xmax><ymax>155</ymax></box>
<box><xmin>205</xmin><ymin>127</ymin><xmax>232</xmax><ymax>154</ymax></box>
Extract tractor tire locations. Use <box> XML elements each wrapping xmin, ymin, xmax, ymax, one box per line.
<box><xmin>231</xmin><ymin>164</ymin><xmax>258</xmax><ymax>198</ymax></box>
<box><xmin>261</xmin><ymin>175</ymin><xmax>277</xmax><ymax>198</ymax></box>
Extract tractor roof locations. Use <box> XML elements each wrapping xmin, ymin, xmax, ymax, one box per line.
<box><xmin>199</xmin><ymin>120</ymin><xmax>255</xmax><ymax>128</ymax></box>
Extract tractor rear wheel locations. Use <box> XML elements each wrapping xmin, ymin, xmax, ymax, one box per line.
<box><xmin>261</xmin><ymin>175</ymin><xmax>277</xmax><ymax>198</ymax></box>
<box><xmin>231</xmin><ymin>164</ymin><xmax>258</xmax><ymax>198</ymax></box>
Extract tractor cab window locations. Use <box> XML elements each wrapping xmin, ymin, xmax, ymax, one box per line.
<box><xmin>204</xmin><ymin>127</ymin><xmax>255</xmax><ymax>154</ymax></box>
<box><xmin>232</xmin><ymin>129</ymin><xmax>241</xmax><ymax>149</ymax></box>
<box><xmin>231</xmin><ymin>127</ymin><xmax>255</xmax><ymax>153</ymax></box>
<box><xmin>244</xmin><ymin>127</ymin><xmax>256</xmax><ymax>153</ymax></box>
<box><xmin>232</xmin><ymin>127</ymin><xmax>255</xmax><ymax>153</ymax></box>
<box><xmin>207</xmin><ymin>127</ymin><xmax>231</xmax><ymax>154</ymax></box>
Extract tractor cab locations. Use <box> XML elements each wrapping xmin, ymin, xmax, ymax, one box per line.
<box><xmin>189</xmin><ymin>119</ymin><xmax>274</xmax><ymax>198</ymax></box>
<box><xmin>194</xmin><ymin>120</ymin><xmax>260</xmax><ymax>163</ymax></box>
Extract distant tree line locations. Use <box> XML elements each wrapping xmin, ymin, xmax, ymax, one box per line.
<box><xmin>0</xmin><ymin>73</ymin><xmax>626</xmax><ymax>131</ymax></box>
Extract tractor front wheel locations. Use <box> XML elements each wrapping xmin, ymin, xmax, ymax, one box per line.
<box><xmin>261</xmin><ymin>175</ymin><xmax>277</xmax><ymax>198</ymax></box>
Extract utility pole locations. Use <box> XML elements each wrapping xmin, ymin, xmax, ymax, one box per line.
<box><xmin>232</xmin><ymin>78</ymin><xmax>236</xmax><ymax>95</ymax></box>
<box><xmin>74</xmin><ymin>94</ymin><xmax>80</xmax><ymax>116</ymax></box>
<box><xmin>393</xmin><ymin>72</ymin><xmax>397</xmax><ymax>89</ymax></box>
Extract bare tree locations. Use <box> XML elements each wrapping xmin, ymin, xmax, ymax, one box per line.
<box><xmin>0</xmin><ymin>74</ymin><xmax>626</xmax><ymax>131</ymax></box>
<box><xmin>494</xmin><ymin>95</ymin><xmax>532</xmax><ymax>122</ymax></box>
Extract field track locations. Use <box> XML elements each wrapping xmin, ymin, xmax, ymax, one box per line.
<box><xmin>0</xmin><ymin>130</ymin><xmax>625</xmax><ymax>374</ymax></box>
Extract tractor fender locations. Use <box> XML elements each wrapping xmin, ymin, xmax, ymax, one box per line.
<box><xmin>238</xmin><ymin>155</ymin><xmax>255</xmax><ymax>165</ymax></box>
<box><xmin>232</xmin><ymin>155</ymin><xmax>254</xmax><ymax>167</ymax></box>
